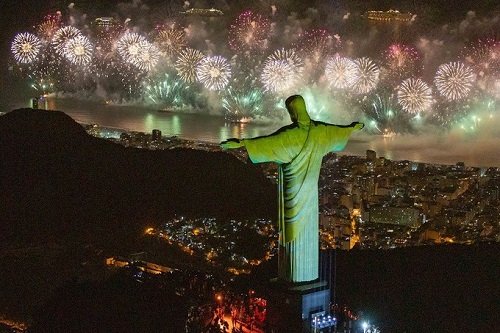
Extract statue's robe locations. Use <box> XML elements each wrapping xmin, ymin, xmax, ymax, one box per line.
<box><xmin>243</xmin><ymin>102</ymin><xmax>358</xmax><ymax>282</ymax></box>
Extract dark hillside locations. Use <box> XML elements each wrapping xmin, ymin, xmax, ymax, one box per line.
<box><xmin>0</xmin><ymin>108</ymin><xmax>276</xmax><ymax>246</ymax></box>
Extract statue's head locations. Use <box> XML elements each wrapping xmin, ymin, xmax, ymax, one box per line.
<box><xmin>285</xmin><ymin>95</ymin><xmax>310</xmax><ymax>126</ymax></box>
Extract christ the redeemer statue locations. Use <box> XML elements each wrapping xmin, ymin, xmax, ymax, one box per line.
<box><xmin>221</xmin><ymin>95</ymin><xmax>364</xmax><ymax>283</ymax></box>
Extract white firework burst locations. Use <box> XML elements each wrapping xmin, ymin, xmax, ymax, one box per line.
<box><xmin>324</xmin><ymin>55</ymin><xmax>357</xmax><ymax>89</ymax></box>
<box><xmin>117</xmin><ymin>32</ymin><xmax>147</xmax><ymax>64</ymax></box>
<box><xmin>397</xmin><ymin>78</ymin><xmax>433</xmax><ymax>114</ymax></box>
<box><xmin>195</xmin><ymin>56</ymin><xmax>231</xmax><ymax>91</ymax></box>
<box><xmin>52</xmin><ymin>26</ymin><xmax>82</xmax><ymax>56</ymax></box>
<box><xmin>352</xmin><ymin>57</ymin><xmax>380</xmax><ymax>94</ymax></box>
<box><xmin>133</xmin><ymin>42</ymin><xmax>160</xmax><ymax>71</ymax></box>
<box><xmin>11</xmin><ymin>32</ymin><xmax>42</xmax><ymax>64</ymax></box>
<box><xmin>261</xmin><ymin>49</ymin><xmax>303</xmax><ymax>93</ymax></box>
<box><xmin>434</xmin><ymin>62</ymin><xmax>475</xmax><ymax>101</ymax></box>
<box><xmin>267</xmin><ymin>48</ymin><xmax>303</xmax><ymax>75</ymax></box>
<box><xmin>261</xmin><ymin>60</ymin><xmax>294</xmax><ymax>93</ymax></box>
<box><xmin>63</xmin><ymin>35</ymin><xmax>93</xmax><ymax>66</ymax></box>
<box><xmin>175</xmin><ymin>48</ymin><xmax>204</xmax><ymax>83</ymax></box>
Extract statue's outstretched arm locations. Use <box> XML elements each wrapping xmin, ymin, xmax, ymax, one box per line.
<box><xmin>322</xmin><ymin>121</ymin><xmax>364</xmax><ymax>152</ymax></box>
<box><xmin>220</xmin><ymin>138</ymin><xmax>244</xmax><ymax>150</ymax></box>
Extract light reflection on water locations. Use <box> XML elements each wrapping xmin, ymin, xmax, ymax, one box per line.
<box><xmin>7</xmin><ymin>97</ymin><xmax>500</xmax><ymax>168</ymax></box>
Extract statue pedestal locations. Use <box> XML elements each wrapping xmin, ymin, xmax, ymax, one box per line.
<box><xmin>266</xmin><ymin>279</ymin><xmax>330</xmax><ymax>333</ymax></box>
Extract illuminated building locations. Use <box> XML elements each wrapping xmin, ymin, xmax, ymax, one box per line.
<box><xmin>94</xmin><ymin>17</ymin><xmax>117</xmax><ymax>29</ymax></box>
<box><xmin>180</xmin><ymin>8</ymin><xmax>224</xmax><ymax>17</ymax></box>
<box><xmin>365</xmin><ymin>10</ymin><xmax>414</xmax><ymax>22</ymax></box>
<box><xmin>152</xmin><ymin>129</ymin><xmax>162</xmax><ymax>141</ymax></box>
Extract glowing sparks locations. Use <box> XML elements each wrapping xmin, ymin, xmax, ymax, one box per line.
<box><xmin>434</xmin><ymin>62</ymin><xmax>475</xmax><ymax>101</ymax></box>
<box><xmin>261</xmin><ymin>60</ymin><xmax>294</xmax><ymax>93</ymax></box>
<box><xmin>117</xmin><ymin>32</ymin><xmax>158</xmax><ymax>71</ymax></box>
<box><xmin>325</xmin><ymin>56</ymin><xmax>357</xmax><ymax>89</ymax></box>
<box><xmin>63</xmin><ymin>35</ymin><xmax>93</xmax><ymax>66</ymax></box>
<box><xmin>196</xmin><ymin>56</ymin><xmax>231</xmax><ymax>90</ymax></box>
<box><xmin>175</xmin><ymin>48</ymin><xmax>204</xmax><ymax>83</ymax></box>
<box><xmin>145</xmin><ymin>73</ymin><xmax>189</xmax><ymax>107</ymax></box>
<box><xmin>222</xmin><ymin>88</ymin><xmax>264</xmax><ymax>119</ymax></box>
<box><xmin>294</xmin><ymin>29</ymin><xmax>340</xmax><ymax>64</ymax></box>
<box><xmin>37</xmin><ymin>12</ymin><xmax>63</xmax><ymax>41</ymax></box>
<box><xmin>384</xmin><ymin>43</ymin><xmax>420</xmax><ymax>80</ymax></box>
<box><xmin>397</xmin><ymin>78</ymin><xmax>433</xmax><ymax>114</ymax></box>
<box><xmin>260</xmin><ymin>49</ymin><xmax>303</xmax><ymax>93</ymax></box>
<box><xmin>11</xmin><ymin>32</ymin><xmax>42</xmax><ymax>64</ymax></box>
<box><xmin>228</xmin><ymin>10</ymin><xmax>271</xmax><ymax>53</ymax></box>
<box><xmin>117</xmin><ymin>32</ymin><xmax>147</xmax><ymax>63</ymax></box>
<box><xmin>52</xmin><ymin>26</ymin><xmax>82</xmax><ymax>56</ymax></box>
<box><xmin>352</xmin><ymin>57</ymin><xmax>380</xmax><ymax>94</ymax></box>
<box><xmin>154</xmin><ymin>26</ymin><xmax>187</xmax><ymax>57</ymax></box>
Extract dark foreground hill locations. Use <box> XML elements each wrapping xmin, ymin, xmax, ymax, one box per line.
<box><xmin>0</xmin><ymin>108</ymin><xmax>275</xmax><ymax>246</ymax></box>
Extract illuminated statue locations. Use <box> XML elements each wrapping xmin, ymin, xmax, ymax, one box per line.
<box><xmin>221</xmin><ymin>95</ymin><xmax>364</xmax><ymax>283</ymax></box>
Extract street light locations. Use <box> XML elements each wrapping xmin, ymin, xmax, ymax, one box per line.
<box><xmin>362</xmin><ymin>321</ymin><xmax>369</xmax><ymax>333</ymax></box>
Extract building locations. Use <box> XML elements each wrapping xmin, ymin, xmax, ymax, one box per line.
<box><xmin>366</xmin><ymin>150</ymin><xmax>377</xmax><ymax>162</ymax></box>
<box><xmin>152</xmin><ymin>129</ymin><xmax>162</xmax><ymax>141</ymax></box>
<box><xmin>365</xmin><ymin>10</ymin><xmax>414</xmax><ymax>22</ymax></box>
<box><xmin>365</xmin><ymin>206</ymin><xmax>422</xmax><ymax>227</ymax></box>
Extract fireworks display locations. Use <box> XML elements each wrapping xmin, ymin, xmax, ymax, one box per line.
<box><xmin>117</xmin><ymin>33</ymin><xmax>147</xmax><ymax>64</ymax></box>
<box><xmin>434</xmin><ymin>62</ymin><xmax>475</xmax><ymax>101</ymax></box>
<box><xmin>325</xmin><ymin>56</ymin><xmax>357</xmax><ymax>90</ymax></box>
<box><xmin>268</xmin><ymin>49</ymin><xmax>303</xmax><ymax>74</ymax></box>
<box><xmin>63</xmin><ymin>35</ymin><xmax>93</xmax><ymax>66</ymax></box>
<box><xmin>294</xmin><ymin>29</ymin><xmax>340</xmax><ymax>65</ymax></box>
<box><xmin>352</xmin><ymin>57</ymin><xmax>380</xmax><ymax>94</ymax></box>
<box><xmin>145</xmin><ymin>74</ymin><xmax>190</xmax><ymax>107</ymax></box>
<box><xmin>153</xmin><ymin>26</ymin><xmax>187</xmax><ymax>57</ymax></box>
<box><xmin>52</xmin><ymin>26</ymin><xmax>82</xmax><ymax>55</ymax></box>
<box><xmin>260</xmin><ymin>49</ymin><xmax>303</xmax><ymax>93</ymax></box>
<box><xmin>196</xmin><ymin>56</ymin><xmax>231</xmax><ymax>91</ymax></box>
<box><xmin>222</xmin><ymin>88</ymin><xmax>264</xmax><ymax>119</ymax></box>
<box><xmin>397</xmin><ymin>78</ymin><xmax>433</xmax><ymax>114</ymax></box>
<box><xmin>135</xmin><ymin>43</ymin><xmax>160</xmax><ymax>72</ymax></box>
<box><xmin>11</xmin><ymin>33</ymin><xmax>42</xmax><ymax>64</ymax></box>
<box><xmin>228</xmin><ymin>10</ymin><xmax>271</xmax><ymax>53</ymax></box>
<box><xmin>8</xmin><ymin>7</ymin><xmax>499</xmax><ymax>133</ymax></box>
<box><xmin>175</xmin><ymin>48</ymin><xmax>204</xmax><ymax>83</ymax></box>
<box><xmin>37</xmin><ymin>12</ymin><xmax>62</xmax><ymax>41</ymax></box>
<box><xmin>384</xmin><ymin>44</ymin><xmax>421</xmax><ymax>80</ymax></box>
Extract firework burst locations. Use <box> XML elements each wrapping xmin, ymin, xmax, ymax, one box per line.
<box><xmin>145</xmin><ymin>73</ymin><xmax>190</xmax><ymax>107</ymax></box>
<box><xmin>434</xmin><ymin>62</ymin><xmax>475</xmax><ymax>101</ymax></box>
<box><xmin>52</xmin><ymin>26</ymin><xmax>82</xmax><ymax>56</ymax></box>
<box><xmin>117</xmin><ymin>32</ymin><xmax>147</xmax><ymax>63</ymax></box>
<box><xmin>228</xmin><ymin>10</ymin><xmax>271</xmax><ymax>53</ymax></box>
<box><xmin>383</xmin><ymin>43</ymin><xmax>420</xmax><ymax>80</ymax></box>
<box><xmin>325</xmin><ymin>55</ymin><xmax>357</xmax><ymax>89</ymax></box>
<box><xmin>37</xmin><ymin>12</ymin><xmax>63</xmax><ymax>41</ymax></box>
<box><xmin>260</xmin><ymin>49</ymin><xmax>303</xmax><ymax>93</ymax></box>
<box><xmin>63</xmin><ymin>35</ymin><xmax>93</xmax><ymax>66</ymax></box>
<box><xmin>196</xmin><ymin>56</ymin><xmax>231</xmax><ymax>91</ymax></box>
<box><xmin>135</xmin><ymin>43</ymin><xmax>160</xmax><ymax>72</ymax></box>
<box><xmin>11</xmin><ymin>32</ymin><xmax>42</xmax><ymax>64</ymax></box>
<box><xmin>352</xmin><ymin>57</ymin><xmax>380</xmax><ymax>94</ymax></box>
<box><xmin>117</xmin><ymin>32</ymin><xmax>158</xmax><ymax>71</ymax></box>
<box><xmin>397</xmin><ymin>78</ymin><xmax>433</xmax><ymax>114</ymax></box>
<box><xmin>294</xmin><ymin>29</ymin><xmax>340</xmax><ymax>64</ymax></box>
<box><xmin>222</xmin><ymin>88</ymin><xmax>264</xmax><ymax>120</ymax></box>
<box><xmin>261</xmin><ymin>60</ymin><xmax>295</xmax><ymax>93</ymax></box>
<box><xmin>268</xmin><ymin>48</ymin><xmax>303</xmax><ymax>73</ymax></box>
<box><xmin>463</xmin><ymin>38</ymin><xmax>500</xmax><ymax>75</ymax></box>
<box><xmin>153</xmin><ymin>26</ymin><xmax>187</xmax><ymax>57</ymax></box>
<box><xmin>175</xmin><ymin>48</ymin><xmax>204</xmax><ymax>83</ymax></box>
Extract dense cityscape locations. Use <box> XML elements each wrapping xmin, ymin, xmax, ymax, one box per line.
<box><xmin>92</xmin><ymin>125</ymin><xmax>499</xmax><ymax>259</ymax></box>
